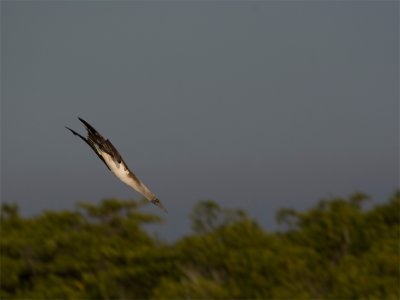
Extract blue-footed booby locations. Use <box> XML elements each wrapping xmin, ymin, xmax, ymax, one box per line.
<box><xmin>66</xmin><ymin>117</ymin><xmax>167</xmax><ymax>213</ymax></box>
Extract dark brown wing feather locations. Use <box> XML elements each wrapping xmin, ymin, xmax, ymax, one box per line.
<box><xmin>78</xmin><ymin>117</ymin><xmax>124</xmax><ymax>165</ymax></box>
<box><xmin>65</xmin><ymin>126</ymin><xmax>111</xmax><ymax>171</ymax></box>
<box><xmin>68</xmin><ymin>118</ymin><xmax>140</xmax><ymax>182</ymax></box>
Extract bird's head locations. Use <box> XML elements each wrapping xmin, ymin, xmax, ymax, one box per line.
<box><xmin>151</xmin><ymin>198</ymin><xmax>168</xmax><ymax>213</ymax></box>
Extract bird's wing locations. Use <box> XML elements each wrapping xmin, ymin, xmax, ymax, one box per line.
<box><xmin>65</xmin><ymin>126</ymin><xmax>111</xmax><ymax>171</ymax></box>
<box><xmin>67</xmin><ymin>117</ymin><xmax>138</xmax><ymax>177</ymax></box>
<box><xmin>77</xmin><ymin>117</ymin><xmax>125</xmax><ymax>167</ymax></box>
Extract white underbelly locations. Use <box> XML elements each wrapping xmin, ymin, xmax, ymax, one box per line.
<box><xmin>102</xmin><ymin>153</ymin><xmax>132</xmax><ymax>186</ymax></box>
<box><xmin>100</xmin><ymin>151</ymin><xmax>155</xmax><ymax>201</ymax></box>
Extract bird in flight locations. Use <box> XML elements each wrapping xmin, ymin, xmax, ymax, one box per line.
<box><xmin>66</xmin><ymin>117</ymin><xmax>167</xmax><ymax>213</ymax></box>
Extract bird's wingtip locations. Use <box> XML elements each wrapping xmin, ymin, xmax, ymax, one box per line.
<box><xmin>65</xmin><ymin>126</ymin><xmax>75</xmax><ymax>134</ymax></box>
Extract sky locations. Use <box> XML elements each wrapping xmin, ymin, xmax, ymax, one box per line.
<box><xmin>1</xmin><ymin>1</ymin><xmax>398</xmax><ymax>240</ymax></box>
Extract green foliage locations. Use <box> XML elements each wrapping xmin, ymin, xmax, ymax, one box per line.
<box><xmin>0</xmin><ymin>199</ymin><xmax>172</xmax><ymax>299</ymax></box>
<box><xmin>1</xmin><ymin>192</ymin><xmax>399</xmax><ymax>299</ymax></box>
<box><xmin>190</xmin><ymin>199</ymin><xmax>247</xmax><ymax>234</ymax></box>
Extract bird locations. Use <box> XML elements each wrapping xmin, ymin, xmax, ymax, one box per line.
<box><xmin>66</xmin><ymin>117</ymin><xmax>167</xmax><ymax>213</ymax></box>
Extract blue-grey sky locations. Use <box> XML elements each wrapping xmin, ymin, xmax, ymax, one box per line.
<box><xmin>1</xmin><ymin>1</ymin><xmax>398</xmax><ymax>240</ymax></box>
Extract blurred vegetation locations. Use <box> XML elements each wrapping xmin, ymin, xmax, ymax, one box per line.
<box><xmin>1</xmin><ymin>191</ymin><xmax>399</xmax><ymax>299</ymax></box>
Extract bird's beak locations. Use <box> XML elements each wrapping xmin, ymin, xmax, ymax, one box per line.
<box><xmin>151</xmin><ymin>198</ymin><xmax>168</xmax><ymax>213</ymax></box>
